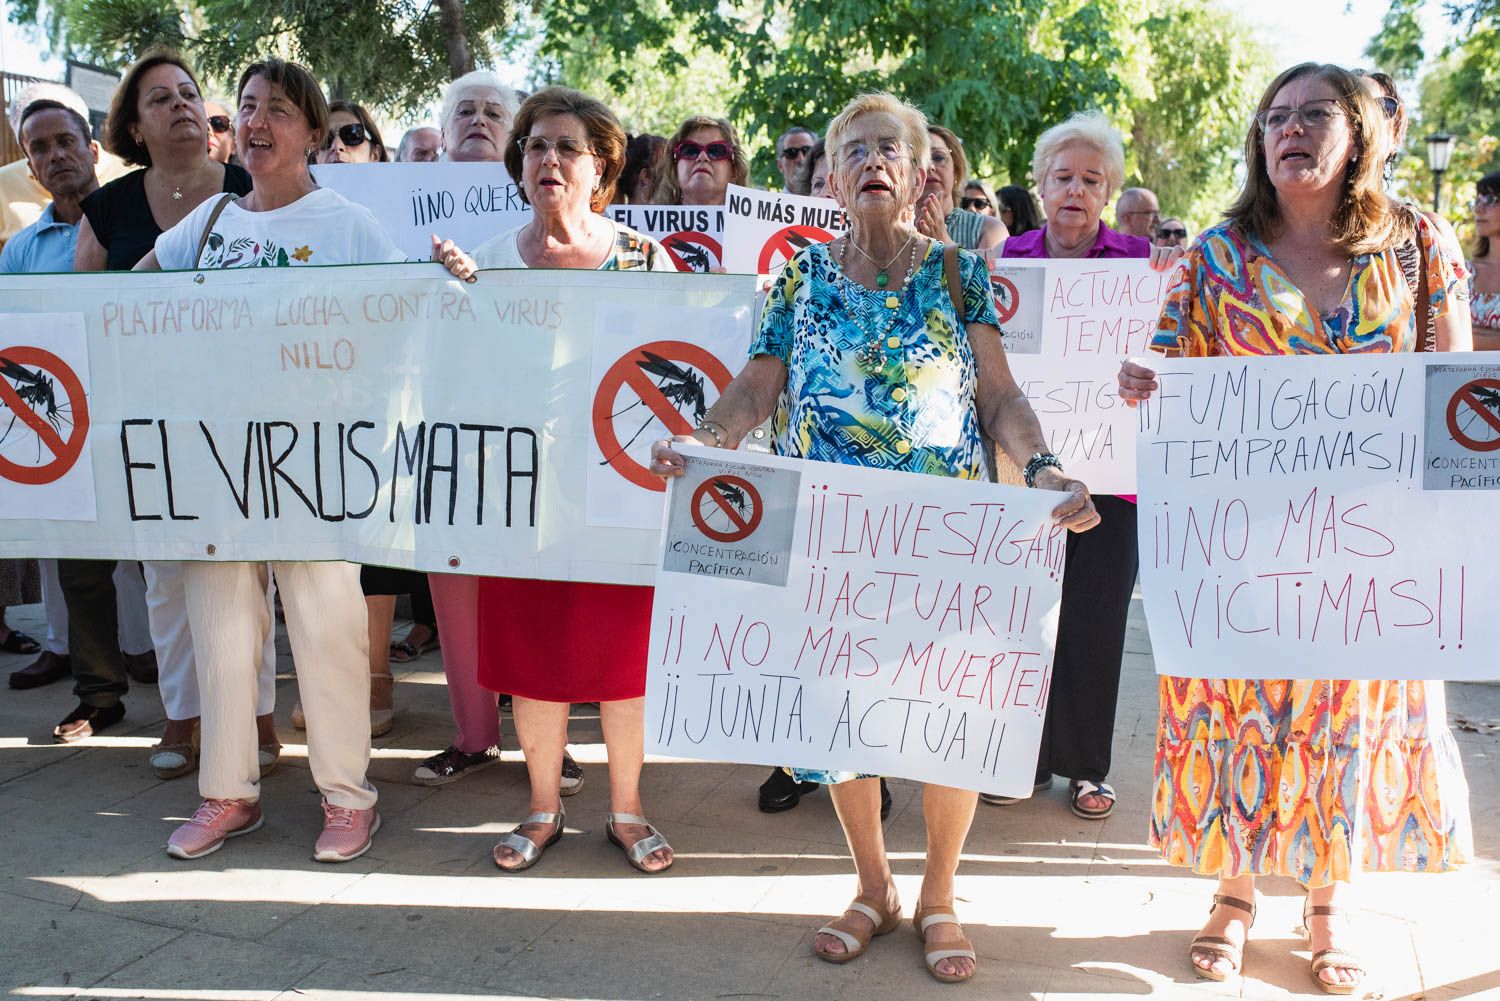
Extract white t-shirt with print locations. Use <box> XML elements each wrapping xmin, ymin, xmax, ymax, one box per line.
<box><xmin>154</xmin><ymin>186</ymin><xmax>403</xmax><ymax>270</ymax></box>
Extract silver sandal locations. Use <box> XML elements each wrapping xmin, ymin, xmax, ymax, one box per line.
<box><xmin>605</xmin><ymin>812</ymin><xmax>673</xmax><ymax>874</ymax></box>
<box><xmin>492</xmin><ymin>810</ymin><xmax>564</xmax><ymax>872</ymax></box>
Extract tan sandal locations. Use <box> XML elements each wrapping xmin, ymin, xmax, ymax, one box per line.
<box><xmin>814</xmin><ymin>894</ymin><xmax>902</xmax><ymax>964</ymax></box>
<box><xmin>1303</xmin><ymin>901</ymin><xmax>1365</xmax><ymax>995</ymax></box>
<box><xmin>1189</xmin><ymin>893</ymin><xmax>1256</xmax><ymax>982</ymax></box>
<box><xmin>913</xmin><ymin>904</ymin><xmax>977</xmax><ymax>983</ymax></box>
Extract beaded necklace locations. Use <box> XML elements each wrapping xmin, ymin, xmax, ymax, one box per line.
<box><xmin>836</xmin><ymin>234</ymin><xmax>923</xmax><ymax>370</ymax></box>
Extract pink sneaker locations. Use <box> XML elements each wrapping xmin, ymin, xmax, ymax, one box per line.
<box><xmin>167</xmin><ymin>798</ymin><xmax>263</xmax><ymax>859</ymax></box>
<box><xmin>313</xmin><ymin>799</ymin><xmax>380</xmax><ymax>862</ymax></box>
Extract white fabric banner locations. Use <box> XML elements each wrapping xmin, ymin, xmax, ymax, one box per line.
<box><xmin>994</xmin><ymin>257</ymin><xmax>1173</xmax><ymax>493</ymax></box>
<box><xmin>311</xmin><ymin>161</ymin><xmax>531</xmax><ymax>260</ymax></box>
<box><xmin>1137</xmin><ymin>353</ymin><xmax>1500</xmax><ymax>680</ymax></box>
<box><xmin>0</xmin><ymin>265</ymin><xmax>756</xmax><ymax>585</ymax></box>
<box><xmin>603</xmin><ymin>205</ymin><xmax>725</xmax><ymax>273</ymax></box>
<box><xmin>645</xmin><ymin>446</ymin><xmax>1066</xmax><ymax>795</ymax></box>
<box><xmin>721</xmin><ymin>184</ymin><xmax>847</xmax><ymax>274</ymax></box>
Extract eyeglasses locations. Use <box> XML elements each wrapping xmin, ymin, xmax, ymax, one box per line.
<box><xmin>959</xmin><ymin>196</ymin><xmax>991</xmax><ymax>211</ymax></box>
<box><xmin>516</xmin><ymin>135</ymin><xmax>594</xmax><ymax>159</ymax></box>
<box><xmin>780</xmin><ymin>144</ymin><xmax>812</xmax><ymax>160</ymax></box>
<box><xmin>323</xmin><ymin>123</ymin><xmax>367</xmax><ymax>150</ymax></box>
<box><xmin>674</xmin><ymin>140</ymin><xmax>733</xmax><ymax>161</ymax></box>
<box><xmin>839</xmin><ymin>138</ymin><xmax>908</xmax><ymax>165</ymax></box>
<box><xmin>1255</xmin><ymin>100</ymin><xmax>1344</xmax><ymax>133</ymax></box>
<box><xmin>1473</xmin><ymin>193</ymin><xmax>1500</xmax><ymax>210</ymax></box>
<box><xmin>1376</xmin><ymin>96</ymin><xmax>1399</xmax><ymax>120</ymax></box>
<box><xmin>1157</xmin><ymin>227</ymin><xmax>1188</xmax><ymax>239</ymax></box>
<box><xmin>207</xmin><ymin>115</ymin><xmax>231</xmax><ymax>134</ymax></box>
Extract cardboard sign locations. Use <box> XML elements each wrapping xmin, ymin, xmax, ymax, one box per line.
<box><xmin>604</xmin><ymin>206</ymin><xmax>725</xmax><ymax>273</ymax></box>
<box><xmin>0</xmin><ymin>265</ymin><xmax>756</xmax><ymax>584</ymax></box>
<box><xmin>722</xmin><ymin>184</ymin><xmax>847</xmax><ymax>274</ymax></box>
<box><xmin>311</xmin><ymin>161</ymin><xmax>531</xmax><ymax>260</ymax></box>
<box><xmin>646</xmin><ymin>446</ymin><xmax>1068</xmax><ymax>795</ymax></box>
<box><xmin>1137</xmin><ymin>353</ymin><xmax>1500</xmax><ymax>681</ymax></box>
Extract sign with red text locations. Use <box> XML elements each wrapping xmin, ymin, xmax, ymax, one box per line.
<box><xmin>0</xmin><ymin>265</ymin><xmax>757</xmax><ymax>586</ymax></box>
<box><xmin>722</xmin><ymin>184</ymin><xmax>847</xmax><ymax>275</ymax></box>
<box><xmin>604</xmin><ymin>206</ymin><xmax>725</xmax><ymax>273</ymax></box>
<box><xmin>0</xmin><ymin>314</ymin><xmax>97</xmax><ymax>521</ymax></box>
<box><xmin>999</xmin><ymin>258</ymin><xmax>1175</xmax><ymax>494</ymax></box>
<box><xmin>1137</xmin><ymin>353</ymin><xmax>1500</xmax><ymax>681</ymax></box>
<box><xmin>647</xmin><ymin>446</ymin><xmax>1068</xmax><ymax>795</ymax></box>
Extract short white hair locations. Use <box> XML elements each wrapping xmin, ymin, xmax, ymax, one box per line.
<box><xmin>825</xmin><ymin>92</ymin><xmax>930</xmax><ymax>174</ymax></box>
<box><xmin>7</xmin><ymin>82</ymin><xmax>89</xmax><ymax>139</ymax></box>
<box><xmin>1031</xmin><ymin>111</ymin><xmax>1125</xmax><ymax>197</ymax></box>
<box><xmin>439</xmin><ymin>70</ymin><xmax>520</xmax><ymax>134</ymax></box>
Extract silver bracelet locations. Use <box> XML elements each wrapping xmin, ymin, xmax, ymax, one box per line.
<box><xmin>1023</xmin><ymin>452</ymin><xmax>1063</xmax><ymax>488</ymax></box>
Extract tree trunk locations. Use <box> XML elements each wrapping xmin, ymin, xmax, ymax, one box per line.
<box><xmin>436</xmin><ymin>0</ymin><xmax>475</xmax><ymax>78</ymax></box>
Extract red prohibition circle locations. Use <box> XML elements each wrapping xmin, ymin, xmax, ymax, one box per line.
<box><xmin>991</xmin><ymin>275</ymin><xmax>1021</xmax><ymax>324</ymax></box>
<box><xmin>757</xmin><ymin>224</ymin><xmax>834</xmax><ymax>274</ymax></box>
<box><xmin>661</xmin><ymin>231</ymin><xmax>723</xmax><ymax>273</ymax></box>
<box><xmin>689</xmin><ymin>474</ymin><xmax>762</xmax><ymax>542</ymax></box>
<box><xmin>591</xmin><ymin>340</ymin><xmax>736</xmax><ymax>492</ymax></box>
<box><xmin>0</xmin><ymin>344</ymin><xmax>90</xmax><ymax>485</ymax></box>
<box><xmin>1445</xmin><ymin>377</ymin><xmax>1500</xmax><ymax>452</ymax></box>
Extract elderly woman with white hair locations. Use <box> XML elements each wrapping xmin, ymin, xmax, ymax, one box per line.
<box><xmin>982</xmin><ymin>112</ymin><xmax>1175</xmax><ymax>822</ymax></box>
<box><xmin>649</xmin><ymin>91</ymin><xmax>1101</xmax><ymax>984</ymax></box>
<box><xmin>440</xmin><ymin>70</ymin><xmax>520</xmax><ymax>162</ymax></box>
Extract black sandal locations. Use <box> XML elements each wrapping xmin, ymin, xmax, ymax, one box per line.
<box><xmin>0</xmin><ymin>630</ymin><xmax>41</xmax><ymax>655</ymax></box>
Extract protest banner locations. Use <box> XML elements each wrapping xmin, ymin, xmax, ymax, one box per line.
<box><xmin>645</xmin><ymin>445</ymin><xmax>1068</xmax><ymax>795</ymax></box>
<box><xmin>311</xmin><ymin>162</ymin><xmax>531</xmax><ymax>261</ymax></box>
<box><xmin>0</xmin><ymin>265</ymin><xmax>757</xmax><ymax>584</ymax></box>
<box><xmin>721</xmin><ymin>184</ymin><xmax>847</xmax><ymax>274</ymax></box>
<box><xmin>994</xmin><ymin>257</ymin><xmax>1173</xmax><ymax>493</ymax></box>
<box><xmin>1137</xmin><ymin>353</ymin><xmax>1500</xmax><ymax>681</ymax></box>
<box><xmin>604</xmin><ymin>205</ymin><xmax>725</xmax><ymax>273</ymax></box>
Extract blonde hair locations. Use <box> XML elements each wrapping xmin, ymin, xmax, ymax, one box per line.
<box><xmin>1228</xmin><ymin>62</ymin><xmax>1411</xmax><ymax>255</ymax></box>
<box><xmin>928</xmin><ymin>125</ymin><xmax>967</xmax><ymax>203</ymax></box>
<box><xmin>1031</xmin><ymin>111</ymin><xmax>1126</xmax><ymax>197</ymax></box>
<box><xmin>825</xmin><ymin>92</ymin><xmax>931</xmax><ymax>176</ymax></box>
<box><xmin>653</xmin><ymin>115</ymin><xmax>750</xmax><ymax>204</ymax></box>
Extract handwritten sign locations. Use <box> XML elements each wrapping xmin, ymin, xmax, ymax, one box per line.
<box><xmin>997</xmin><ymin>258</ymin><xmax>1173</xmax><ymax>494</ymax></box>
<box><xmin>722</xmin><ymin>184</ymin><xmax>847</xmax><ymax>274</ymax></box>
<box><xmin>0</xmin><ymin>265</ymin><xmax>756</xmax><ymax>583</ymax></box>
<box><xmin>311</xmin><ymin>161</ymin><xmax>531</xmax><ymax>261</ymax></box>
<box><xmin>1137</xmin><ymin>353</ymin><xmax>1500</xmax><ymax>681</ymax></box>
<box><xmin>646</xmin><ymin>446</ymin><xmax>1067</xmax><ymax>795</ymax></box>
<box><xmin>604</xmin><ymin>206</ymin><xmax>725</xmax><ymax>273</ymax></box>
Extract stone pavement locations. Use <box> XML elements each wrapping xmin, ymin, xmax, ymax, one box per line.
<box><xmin>0</xmin><ymin>596</ymin><xmax>1496</xmax><ymax>1001</ymax></box>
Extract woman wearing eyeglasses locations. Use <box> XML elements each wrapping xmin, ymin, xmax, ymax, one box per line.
<box><xmin>1468</xmin><ymin>172</ymin><xmax>1500</xmax><ymax>350</ymax></box>
<box><xmin>653</xmin><ymin>115</ymin><xmax>749</xmax><ymax>206</ymax></box>
<box><xmin>1120</xmin><ymin>63</ymin><xmax>1472</xmax><ymax>994</ymax></box>
<box><xmin>960</xmin><ymin>178</ymin><xmax>997</xmax><ymax>217</ymax></box>
<box><xmin>996</xmin><ymin>184</ymin><xmax>1043</xmax><ymax>237</ymax></box>
<box><xmin>433</xmin><ymin>86</ymin><xmax>676</xmax><ymax>875</ymax></box>
<box><xmin>1155</xmin><ymin>217</ymin><xmax>1189</xmax><ymax>248</ymax></box>
<box><xmin>317</xmin><ymin>100</ymin><xmax>388</xmax><ymax>164</ymax></box>
<box><xmin>205</xmin><ymin>100</ymin><xmax>235</xmax><ymax>164</ymax></box>
<box><xmin>649</xmin><ymin>92</ymin><xmax>1100</xmax><ymax>983</ymax></box>
<box><xmin>914</xmin><ymin>125</ymin><xmax>1007</xmax><ymax>253</ymax></box>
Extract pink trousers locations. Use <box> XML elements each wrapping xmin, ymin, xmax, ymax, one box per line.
<box><xmin>427</xmin><ymin>573</ymin><xmax>501</xmax><ymax>753</ymax></box>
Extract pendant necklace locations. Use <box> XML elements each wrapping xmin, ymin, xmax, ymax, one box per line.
<box><xmin>172</xmin><ymin>185</ymin><xmax>183</xmax><ymax>201</ymax></box>
<box><xmin>837</xmin><ymin>236</ymin><xmax>922</xmax><ymax>370</ymax></box>
<box><xmin>845</xmin><ymin>232</ymin><xmax>913</xmax><ymax>288</ymax></box>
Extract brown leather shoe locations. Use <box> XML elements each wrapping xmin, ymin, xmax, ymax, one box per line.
<box><xmin>9</xmin><ymin>650</ymin><xmax>71</xmax><ymax>689</ymax></box>
<box><xmin>53</xmin><ymin>701</ymin><xmax>126</xmax><ymax>743</ymax></box>
<box><xmin>123</xmin><ymin>650</ymin><xmax>158</xmax><ymax>684</ymax></box>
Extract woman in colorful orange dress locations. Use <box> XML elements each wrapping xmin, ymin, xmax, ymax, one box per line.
<box><xmin>1118</xmin><ymin>63</ymin><xmax>1473</xmax><ymax>995</ymax></box>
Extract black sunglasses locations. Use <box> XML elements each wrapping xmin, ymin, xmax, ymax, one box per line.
<box><xmin>1157</xmin><ymin>227</ymin><xmax>1188</xmax><ymax>239</ymax></box>
<box><xmin>323</xmin><ymin>122</ymin><xmax>367</xmax><ymax>150</ymax></box>
<box><xmin>780</xmin><ymin>144</ymin><xmax>812</xmax><ymax>160</ymax></box>
<box><xmin>674</xmin><ymin>140</ymin><xmax>733</xmax><ymax>161</ymax></box>
<box><xmin>1377</xmin><ymin>95</ymin><xmax>1399</xmax><ymax>119</ymax></box>
<box><xmin>959</xmin><ymin>196</ymin><xmax>991</xmax><ymax>211</ymax></box>
<box><xmin>207</xmin><ymin>115</ymin><xmax>231</xmax><ymax>134</ymax></box>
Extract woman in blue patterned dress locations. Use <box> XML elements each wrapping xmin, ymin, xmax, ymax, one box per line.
<box><xmin>651</xmin><ymin>92</ymin><xmax>1100</xmax><ymax>984</ymax></box>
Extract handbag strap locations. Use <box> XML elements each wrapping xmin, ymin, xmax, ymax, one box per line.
<box><xmin>193</xmin><ymin>193</ymin><xmax>236</xmax><ymax>268</ymax></box>
<box><xmin>942</xmin><ymin>242</ymin><xmax>963</xmax><ymax>318</ymax></box>
<box><xmin>1395</xmin><ymin>208</ymin><xmax>1434</xmax><ymax>352</ymax></box>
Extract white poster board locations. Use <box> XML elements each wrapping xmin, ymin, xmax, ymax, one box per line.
<box><xmin>604</xmin><ymin>205</ymin><xmax>725</xmax><ymax>272</ymax></box>
<box><xmin>1137</xmin><ymin>353</ymin><xmax>1500</xmax><ymax>681</ymax></box>
<box><xmin>646</xmin><ymin>446</ymin><xmax>1067</xmax><ymax>795</ymax></box>
<box><xmin>722</xmin><ymin>184</ymin><xmax>847</xmax><ymax>274</ymax></box>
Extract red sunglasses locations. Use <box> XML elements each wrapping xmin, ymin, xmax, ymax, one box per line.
<box><xmin>674</xmin><ymin>140</ymin><xmax>733</xmax><ymax>162</ymax></box>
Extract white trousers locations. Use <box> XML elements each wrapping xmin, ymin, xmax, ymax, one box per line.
<box><xmin>39</xmin><ymin>558</ymin><xmax>153</xmax><ymax>656</ymax></box>
<box><xmin>184</xmin><ymin>560</ymin><xmax>374</xmax><ymax>810</ymax></box>
<box><xmin>144</xmin><ymin>562</ymin><xmax>279</xmax><ymax>721</ymax></box>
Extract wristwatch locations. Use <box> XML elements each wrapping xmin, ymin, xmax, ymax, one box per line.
<box><xmin>1022</xmin><ymin>452</ymin><xmax>1063</xmax><ymax>488</ymax></box>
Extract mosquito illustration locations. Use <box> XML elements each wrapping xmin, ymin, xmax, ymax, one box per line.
<box><xmin>1472</xmin><ymin>384</ymin><xmax>1500</xmax><ymax>414</ymax></box>
<box><xmin>599</xmin><ymin>351</ymin><xmax>710</xmax><ymax>465</ymax></box>
<box><xmin>0</xmin><ymin>355</ymin><xmax>72</xmax><ymax>461</ymax></box>
<box><xmin>710</xmin><ymin>478</ymin><xmax>750</xmax><ymax>517</ymax></box>
<box><xmin>664</xmin><ymin>238</ymin><xmax>712</xmax><ymax>273</ymax></box>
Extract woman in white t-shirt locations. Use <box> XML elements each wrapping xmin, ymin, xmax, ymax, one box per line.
<box><xmin>136</xmin><ymin>58</ymin><xmax>402</xmax><ymax>865</ymax></box>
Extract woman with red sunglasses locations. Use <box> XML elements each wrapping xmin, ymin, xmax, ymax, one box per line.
<box><xmin>652</xmin><ymin>115</ymin><xmax>749</xmax><ymax>206</ymax></box>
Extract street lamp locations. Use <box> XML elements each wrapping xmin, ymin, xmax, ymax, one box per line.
<box><xmin>1425</xmin><ymin>128</ymin><xmax>1456</xmax><ymax>212</ymax></box>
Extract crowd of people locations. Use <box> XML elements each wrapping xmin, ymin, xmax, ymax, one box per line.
<box><xmin>0</xmin><ymin>48</ymin><xmax>1487</xmax><ymax>993</ymax></box>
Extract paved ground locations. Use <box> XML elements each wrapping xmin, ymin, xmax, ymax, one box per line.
<box><xmin>0</xmin><ymin>596</ymin><xmax>1496</xmax><ymax>1001</ymax></box>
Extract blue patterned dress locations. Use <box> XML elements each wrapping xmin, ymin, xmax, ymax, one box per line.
<box><xmin>751</xmin><ymin>238</ymin><xmax>1000</xmax><ymax>783</ymax></box>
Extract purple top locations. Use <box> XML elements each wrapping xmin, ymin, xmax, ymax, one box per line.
<box><xmin>1001</xmin><ymin>221</ymin><xmax>1150</xmax><ymax>259</ymax></box>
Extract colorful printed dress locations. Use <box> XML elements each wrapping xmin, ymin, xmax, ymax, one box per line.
<box><xmin>754</xmin><ymin>239</ymin><xmax>999</xmax><ymax>783</ymax></box>
<box><xmin>1149</xmin><ymin>217</ymin><xmax>1473</xmax><ymax>885</ymax></box>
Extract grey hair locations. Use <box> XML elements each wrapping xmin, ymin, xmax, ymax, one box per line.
<box><xmin>7</xmin><ymin>82</ymin><xmax>89</xmax><ymax>139</ymax></box>
<box><xmin>439</xmin><ymin>70</ymin><xmax>520</xmax><ymax>135</ymax></box>
<box><xmin>1031</xmin><ymin>110</ymin><xmax>1126</xmax><ymax>196</ymax></box>
<box><xmin>825</xmin><ymin>92</ymin><xmax>931</xmax><ymax>175</ymax></box>
<box><xmin>397</xmin><ymin>124</ymin><xmax>440</xmax><ymax>160</ymax></box>
<box><xmin>776</xmin><ymin>124</ymin><xmax>817</xmax><ymax>154</ymax></box>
